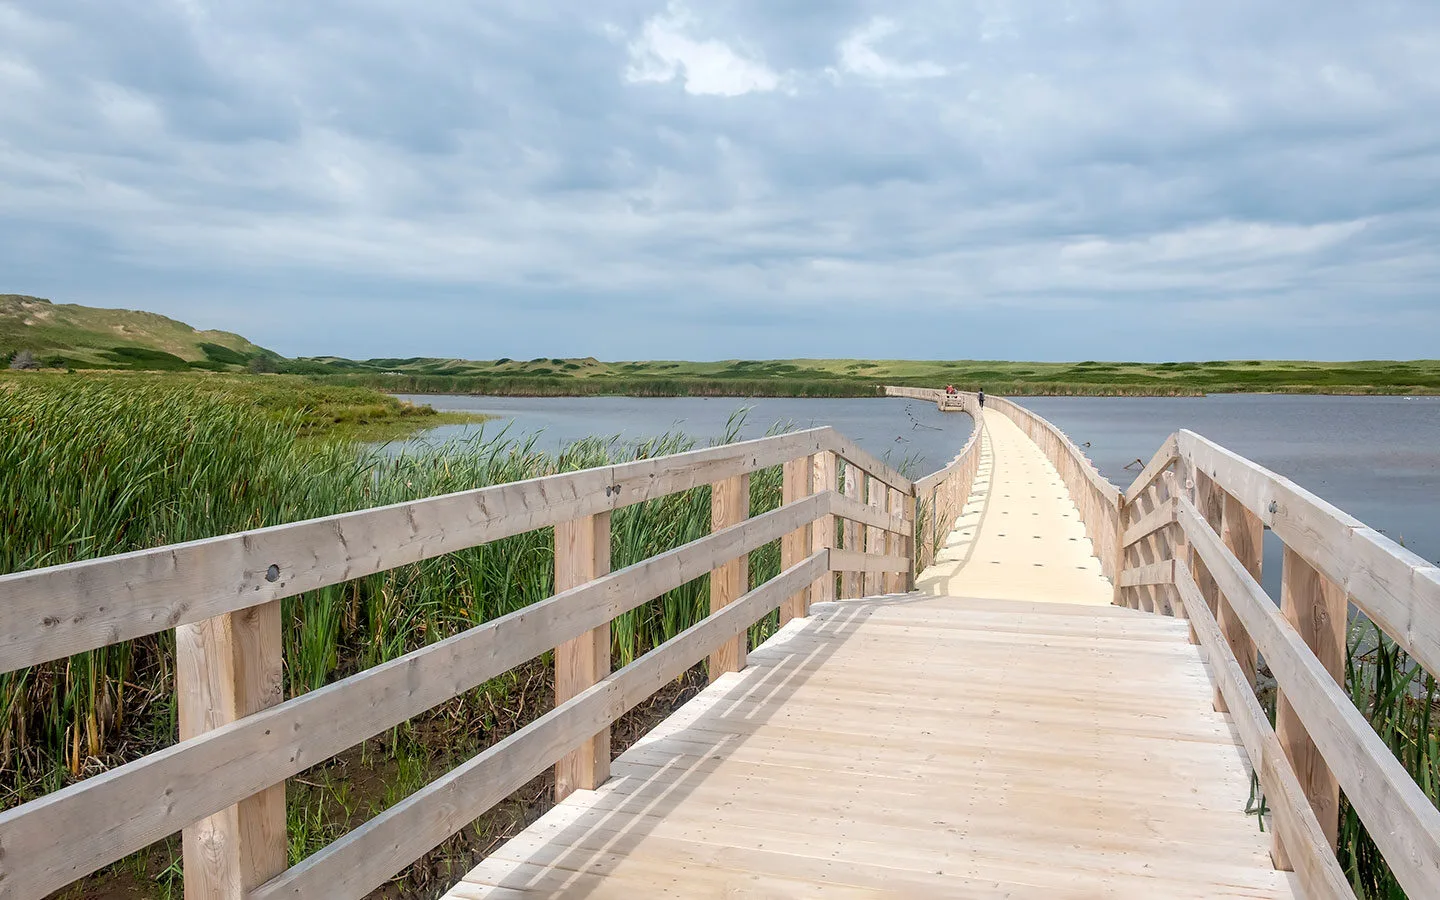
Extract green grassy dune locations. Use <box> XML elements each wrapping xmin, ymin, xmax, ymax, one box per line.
<box><xmin>4</xmin><ymin>294</ymin><xmax>1437</xmax><ymax>395</ymax></box>
<box><xmin>315</xmin><ymin>357</ymin><xmax>1440</xmax><ymax>397</ymax></box>
<box><xmin>1</xmin><ymin>294</ymin><xmax>278</xmax><ymax>372</ymax></box>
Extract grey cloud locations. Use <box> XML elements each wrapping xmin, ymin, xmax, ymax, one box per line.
<box><xmin>0</xmin><ymin>0</ymin><xmax>1437</xmax><ymax>360</ymax></box>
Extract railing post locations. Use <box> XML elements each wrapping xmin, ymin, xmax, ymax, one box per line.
<box><xmin>864</xmin><ymin>474</ymin><xmax>885</xmax><ymax>596</ymax></box>
<box><xmin>902</xmin><ymin>491</ymin><xmax>917</xmax><ymax>591</ymax></box>
<box><xmin>810</xmin><ymin>451</ymin><xmax>837</xmax><ymax>608</ymax></box>
<box><xmin>177</xmin><ymin>601</ymin><xmax>287</xmax><ymax>899</ymax></box>
<box><xmin>884</xmin><ymin>486</ymin><xmax>904</xmax><ymax>594</ymax></box>
<box><xmin>554</xmin><ymin>511</ymin><xmax>611</xmax><ymax>801</ymax></box>
<box><xmin>1272</xmin><ymin>545</ymin><xmax>1346</xmax><ymax>868</ymax></box>
<box><xmin>1113</xmin><ymin>495</ymin><xmax>1128</xmax><ymax>606</ymax></box>
<box><xmin>708</xmin><ymin>474</ymin><xmax>749</xmax><ymax>682</ymax></box>
<box><xmin>841</xmin><ymin>462</ymin><xmax>862</xmax><ymax>599</ymax></box>
<box><xmin>1219</xmin><ymin>492</ymin><xmax>1261</xmax><ymax>692</ymax></box>
<box><xmin>1190</xmin><ymin>469</ymin><xmax>1226</xmax><ymax>656</ymax></box>
<box><xmin>780</xmin><ymin>454</ymin><xmax>814</xmax><ymax>623</ymax></box>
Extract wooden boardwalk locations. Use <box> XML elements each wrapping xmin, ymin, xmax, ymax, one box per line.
<box><xmin>14</xmin><ymin>390</ymin><xmax>1436</xmax><ymax>899</ymax></box>
<box><xmin>445</xmin><ymin>412</ymin><xmax>1297</xmax><ymax>899</ymax></box>
<box><xmin>917</xmin><ymin>410</ymin><xmax>1113</xmax><ymax>606</ymax></box>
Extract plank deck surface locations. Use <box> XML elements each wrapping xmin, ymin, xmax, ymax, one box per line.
<box><xmin>917</xmin><ymin>409</ymin><xmax>1114</xmax><ymax>606</ymax></box>
<box><xmin>443</xmin><ymin>411</ymin><xmax>1302</xmax><ymax>899</ymax></box>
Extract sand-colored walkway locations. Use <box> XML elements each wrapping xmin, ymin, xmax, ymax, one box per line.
<box><xmin>916</xmin><ymin>409</ymin><xmax>1114</xmax><ymax>605</ymax></box>
<box><xmin>446</xmin><ymin>595</ymin><xmax>1297</xmax><ymax>899</ymax></box>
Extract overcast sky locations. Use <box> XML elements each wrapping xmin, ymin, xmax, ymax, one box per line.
<box><xmin>3</xmin><ymin>2</ymin><xmax>1438</xmax><ymax>360</ymax></box>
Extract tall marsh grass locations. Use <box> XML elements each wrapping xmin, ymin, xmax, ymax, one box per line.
<box><xmin>0</xmin><ymin>379</ymin><xmax>785</xmax><ymax>814</ymax></box>
<box><xmin>1338</xmin><ymin>617</ymin><xmax>1440</xmax><ymax>898</ymax></box>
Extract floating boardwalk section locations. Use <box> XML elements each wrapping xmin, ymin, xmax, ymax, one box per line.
<box><xmin>2</xmin><ymin>390</ymin><xmax>1439</xmax><ymax>898</ymax></box>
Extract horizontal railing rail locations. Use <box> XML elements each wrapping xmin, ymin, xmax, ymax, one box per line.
<box><xmin>1114</xmin><ymin>428</ymin><xmax>1440</xmax><ymax>900</ymax></box>
<box><xmin>0</xmin><ymin>425</ymin><xmax>922</xmax><ymax>899</ymax></box>
<box><xmin>880</xmin><ymin>386</ymin><xmax>987</xmax><ymax>576</ymax></box>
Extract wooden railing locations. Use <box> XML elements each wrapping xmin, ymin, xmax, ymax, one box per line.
<box><xmin>885</xmin><ymin>388</ymin><xmax>988</xmax><ymax>573</ymax></box>
<box><xmin>1117</xmin><ymin>430</ymin><xmax>1440</xmax><ymax>900</ymax></box>
<box><xmin>984</xmin><ymin>396</ymin><xmax>1124</xmax><ymax>582</ymax></box>
<box><xmin>0</xmin><ymin>426</ymin><xmax>917</xmax><ymax>900</ymax></box>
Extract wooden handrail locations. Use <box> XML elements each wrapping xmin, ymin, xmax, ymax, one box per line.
<box><xmin>1114</xmin><ymin>423</ymin><xmax>1440</xmax><ymax>897</ymax></box>
<box><xmin>252</xmin><ymin>552</ymin><xmax>831</xmax><ymax>900</ymax></box>
<box><xmin>0</xmin><ymin>425</ymin><xmax>922</xmax><ymax>899</ymax></box>
<box><xmin>0</xmin><ymin>428</ymin><xmax>833</xmax><ymax>671</ymax></box>
<box><xmin>1121</xmin><ymin>498</ymin><xmax>1177</xmax><ymax>548</ymax></box>
<box><xmin>982</xmin><ymin>395</ymin><xmax>1123</xmax><ymax>583</ymax></box>
<box><xmin>1122</xmin><ymin>434</ymin><xmax>1178</xmax><ymax>503</ymax></box>
<box><xmin>1178</xmin><ymin>496</ymin><xmax>1440</xmax><ymax>896</ymax></box>
<box><xmin>1176</xmin><ymin>430</ymin><xmax>1440</xmax><ymax>677</ymax></box>
<box><xmin>0</xmin><ymin>425</ymin><xmax>932</xmax><ymax>673</ymax></box>
<box><xmin>1173</xmin><ymin>558</ymin><xmax>1352</xmax><ymax>900</ymax></box>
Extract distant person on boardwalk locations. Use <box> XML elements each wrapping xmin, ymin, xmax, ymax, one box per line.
<box><xmin>945</xmin><ymin>384</ymin><xmax>956</xmax><ymax>397</ymax></box>
<box><xmin>978</xmin><ymin>389</ymin><xmax>985</xmax><ymax>409</ymax></box>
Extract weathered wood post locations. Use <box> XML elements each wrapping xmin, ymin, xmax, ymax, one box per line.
<box><xmin>780</xmin><ymin>454</ymin><xmax>814</xmax><ymax>623</ymax></box>
<box><xmin>1219</xmin><ymin>493</ymin><xmax>1261</xmax><ymax>691</ymax></box>
<box><xmin>810</xmin><ymin>451</ymin><xmax>837</xmax><ymax>607</ymax></box>
<box><xmin>554</xmin><ymin>511</ymin><xmax>611</xmax><ymax>801</ymax></box>
<box><xmin>902</xmin><ymin>491</ymin><xmax>918</xmax><ymax>591</ymax></box>
<box><xmin>1272</xmin><ymin>546</ymin><xmax>1346</xmax><ymax>867</ymax></box>
<box><xmin>177</xmin><ymin>601</ymin><xmax>287</xmax><ymax>898</ymax></box>
<box><xmin>1113</xmin><ymin>493</ymin><xmax>1128</xmax><ymax>606</ymax></box>
<box><xmin>885</xmin><ymin>486</ymin><xmax>905</xmax><ymax>594</ymax></box>
<box><xmin>709</xmin><ymin>474</ymin><xmax>749</xmax><ymax>681</ymax></box>
<box><xmin>841</xmin><ymin>462</ymin><xmax>862</xmax><ymax>599</ymax></box>
<box><xmin>864</xmin><ymin>474</ymin><xmax>885</xmax><ymax>596</ymax></box>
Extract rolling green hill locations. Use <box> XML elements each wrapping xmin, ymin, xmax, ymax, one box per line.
<box><xmin>5</xmin><ymin>294</ymin><xmax>1435</xmax><ymax>394</ymax></box>
<box><xmin>1</xmin><ymin>294</ymin><xmax>278</xmax><ymax>371</ymax></box>
<box><xmin>302</xmin><ymin>355</ymin><xmax>1440</xmax><ymax>397</ymax></box>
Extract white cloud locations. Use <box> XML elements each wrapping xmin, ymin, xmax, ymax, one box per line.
<box><xmin>625</xmin><ymin>4</ymin><xmax>779</xmax><ymax>97</ymax></box>
<box><xmin>1</xmin><ymin>1</ymin><xmax>1439</xmax><ymax>359</ymax></box>
<box><xmin>837</xmin><ymin>18</ymin><xmax>945</xmax><ymax>80</ymax></box>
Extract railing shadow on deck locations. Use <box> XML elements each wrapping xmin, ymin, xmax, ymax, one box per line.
<box><xmin>460</xmin><ymin>597</ymin><xmax>893</xmax><ymax>896</ymax></box>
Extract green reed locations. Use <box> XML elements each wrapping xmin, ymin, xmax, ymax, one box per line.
<box><xmin>1338</xmin><ymin>615</ymin><xmax>1440</xmax><ymax>898</ymax></box>
<box><xmin>0</xmin><ymin>378</ymin><xmax>787</xmax><ymax>809</ymax></box>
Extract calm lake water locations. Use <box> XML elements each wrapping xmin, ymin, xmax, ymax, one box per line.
<box><xmin>391</xmin><ymin>395</ymin><xmax>974</xmax><ymax>478</ymax></box>
<box><xmin>395</xmin><ymin>393</ymin><xmax>1440</xmax><ymax>589</ymax></box>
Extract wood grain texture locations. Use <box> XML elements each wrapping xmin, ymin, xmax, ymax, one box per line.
<box><xmin>840</xmin><ymin>463</ymin><xmax>862</xmax><ymax>599</ymax></box>
<box><xmin>554</xmin><ymin>512</ymin><xmax>612</xmax><ymax>800</ymax></box>
<box><xmin>1123</xmin><ymin>434</ymin><xmax>1179</xmax><ymax>506</ymax></box>
<box><xmin>863</xmin><ymin>474</ymin><xmax>885</xmax><ymax>597</ymax></box>
<box><xmin>1175</xmin><ymin>561</ymin><xmax>1354</xmax><ymax>900</ymax></box>
<box><xmin>1119</xmin><ymin>560</ymin><xmax>1175</xmax><ymax>588</ymax></box>
<box><xmin>1179</xmin><ymin>496</ymin><xmax>1440</xmax><ymax>897</ymax></box>
<box><xmin>176</xmin><ymin>601</ymin><xmax>287</xmax><ymax>899</ymax></box>
<box><xmin>1178</xmin><ymin>429</ymin><xmax>1440</xmax><ymax>679</ymax></box>
<box><xmin>810</xmin><ymin>452</ymin><xmax>837</xmax><ymax>607</ymax></box>
<box><xmin>1273</xmin><ymin>545</ymin><xmax>1346</xmax><ymax>865</ymax></box>
<box><xmin>445</xmin><ymin>591</ymin><xmax>1301</xmax><ymax>900</ymax></box>
<box><xmin>1122</xmin><ymin>498</ymin><xmax>1177</xmax><ymax>549</ymax></box>
<box><xmin>253</xmin><ymin>553</ymin><xmax>828</xmax><ymax>900</ymax></box>
<box><xmin>708</xmin><ymin>475</ymin><xmax>749</xmax><ymax>681</ymax></box>
<box><xmin>1219</xmin><ymin>491</ymin><xmax>1261</xmax><ymax>697</ymax></box>
<box><xmin>780</xmin><ymin>456</ymin><xmax>814</xmax><ymax>623</ymax></box>
<box><xmin>827</xmin><ymin>550</ymin><xmax>911</xmax><ymax>574</ymax></box>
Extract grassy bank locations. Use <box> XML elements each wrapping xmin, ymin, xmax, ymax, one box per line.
<box><xmin>0</xmin><ymin>377</ymin><xmax>791</xmax><ymax>898</ymax></box>
<box><xmin>306</xmin><ymin>358</ymin><xmax>1440</xmax><ymax>397</ymax></box>
<box><xmin>1</xmin><ymin>371</ymin><xmax>486</xmax><ymax>442</ymax></box>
